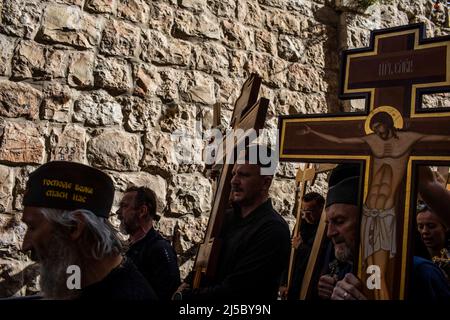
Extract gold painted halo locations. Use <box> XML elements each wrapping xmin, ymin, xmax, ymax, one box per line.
<box><xmin>364</xmin><ymin>106</ymin><xmax>404</xmax><ymax>134</ymax></box>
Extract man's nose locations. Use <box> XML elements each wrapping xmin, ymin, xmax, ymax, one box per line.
<box><xmin>327</xmin><ymin>224</ymin><xmax>337</xmax><ymax>239</ymax></box>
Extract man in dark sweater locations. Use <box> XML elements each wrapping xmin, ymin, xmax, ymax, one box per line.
<box><xmin>174</xmin><ymin>145</ymin><xmax>291</xmax><ymax>301</ymax></box>
<box><xmin>117</xmin><ymin>186</ymin><xmax>180</xmax><ymax>300</ymax></box>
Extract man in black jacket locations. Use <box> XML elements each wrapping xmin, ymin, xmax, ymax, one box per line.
<box><xmin>174</xmin><ymin>144</ymin><xmax>291</xmax><ymax>301</ymax></box>
<box><xmin>117</xmin><ymin>186</ymin><xmax>180</xmax><ymax>300</ymax></box>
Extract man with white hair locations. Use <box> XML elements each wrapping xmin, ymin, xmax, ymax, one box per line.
<box><xmin>20</xmin><ymin>161</ymin><xmax>157</xmax><ymax>300</ymax></box>
<box><xmin>317</xmin><ymin>163</ymin><xmax>365</xmax><ymax>300</ymax></box>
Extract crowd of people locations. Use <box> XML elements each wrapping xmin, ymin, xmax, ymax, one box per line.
<box><xmin>3</xmin><ymin>142</ymin><xmax>449</xmax><ymax>300</ymax></box>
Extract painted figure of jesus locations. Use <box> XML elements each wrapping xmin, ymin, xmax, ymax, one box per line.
<box><xmin>297</xmin><ymin>106</ymin><xmax>450</xmax><ymax>299</ymax></box>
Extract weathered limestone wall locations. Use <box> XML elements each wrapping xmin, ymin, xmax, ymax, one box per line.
<box><xmin>0</xmin><ymin>0</ymin><xmax>448</xmax><ymax>296</ymax></box>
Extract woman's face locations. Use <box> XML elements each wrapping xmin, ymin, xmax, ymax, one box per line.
<box><xmin>417</xmin><ymin>210</ymin><xmax>447</xmax><ymax>252</ymax></box>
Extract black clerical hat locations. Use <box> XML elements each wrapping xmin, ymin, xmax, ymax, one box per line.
<box><xmin>325</xmin><ymin>163</ymin><xmax>361</xmax><ymax>208</ymax></box>
<box><xmin>23</xmin><ymin>161</ymin><xmax>114</xmax><ymax>218</ymax></box>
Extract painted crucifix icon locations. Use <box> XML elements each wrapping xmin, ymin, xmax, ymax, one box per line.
<box><xmin>279</xmin><ymin>23</ymin><xmax>450</xmax><ymax>299</ymax></box>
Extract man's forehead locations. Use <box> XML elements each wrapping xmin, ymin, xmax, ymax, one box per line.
<box><xmin>233</xmin><ymin>163</ymin><xmax>259</xmax><ymax>173</ymax></box>
<box><xmin>326</xmin><ymin>203</ymin><xmax>356</xmax><ymax>218</ymax></box>
<box><xmin>122</xmin><ymin>191</ymin><xmax>137</xmax><ymax>201</ymax></box>
<box><xmin>22</xmin><ymin>207</ymin><xmax>44</xmax><ymax>223</ymax></box>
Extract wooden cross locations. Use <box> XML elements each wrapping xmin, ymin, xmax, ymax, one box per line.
<box><xmin>193</xmin><ymin>73</ymin><xmax>269</xmax><ymax>287</ymax></box>
<box><xmin>286</xmin><ymin>163</ymin><xmax>336</xmax><ymax>299</ymax></box>
<box><xmin>278</xmin><ymin>23</ymin><xmax>450</xmax><ymax>299</ymax></box>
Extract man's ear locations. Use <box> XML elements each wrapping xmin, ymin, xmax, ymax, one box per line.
<box><xmin>262</xmin><ymin>175</ymin><xmax>273</xmax><ymax>191</ymax></box>
<box><xmin>138</xmin><ymin>205</ymin><xmax>148</xmax><ymax>220</ymax></box>
<box><xmin>70</xmin><ymin>211</ymin><xmax>87</xmax><ymax>241</ymax></box>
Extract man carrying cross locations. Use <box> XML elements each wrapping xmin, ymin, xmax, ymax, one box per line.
<box><xmin>299</xmin><ymin>107</ymin><xmax>450</xmax><ymax>298</ymax></box>
<box><xmin>173</xmin><ymin>144</ymin><xmax>290</xmax><ymax>301</ymax></box>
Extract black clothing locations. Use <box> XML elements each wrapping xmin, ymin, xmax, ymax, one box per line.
<box><xmin>409</xmin><ymin>256</ymin><xmax>450</xmax><ymax>301</ymax></box>
<box><xmin>79</xmin><ymin>258</ymin><xmax>158</xmax><ymax>300</ymax></box>
<box><xmin>184</xmin><ymin>199</ymin><xmax>291</xmax><ymax>301</ymax></box>
<box><xmin>126</xmin><ymin>228</ymin><xmax>181</xmax><ymax>300</ymax></box>
<box><xmin>281</xmin><ymin>221</ymin><xmax>319</xmax><ymax>300</ymax></box>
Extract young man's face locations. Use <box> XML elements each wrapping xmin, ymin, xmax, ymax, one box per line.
<box><xmin>21</xmin><ymin>207</ymin><xmax>54</xmax><ymax>262</ymax></box>
<box><xmin>230</xmin><ymin>163</ymin><xmax>270</xmax><ymax>207</ymax></box>
<box><xmin>302</xmin><ymin>199</ymin><xmax>323</xmax><ymax>224</ymax></box>
<box><xmin>325</xmin><ymin>203</ymin><xmax>359</xmax><ymax>262</ymax></box>
<box><xmin>117</xmin><ymin>191</ymin><xmax>140</xmax><ymax>235</ymax></box>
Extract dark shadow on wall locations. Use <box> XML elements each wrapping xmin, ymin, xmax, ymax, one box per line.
<box><xmin>313</xmin><ymin>4</ymin><xmax>346</xmax><ymax>114</ymax></box>
<box><xmin>0</xmin><ymin>260</ymin><xmax>39</xmax><ymax>298</ymax></box>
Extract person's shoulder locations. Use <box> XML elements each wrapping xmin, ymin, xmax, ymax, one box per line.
<box><xmin>413</xmin><ymin>256</ymin><xmax>448</xmax><ymax>281</ymax></box>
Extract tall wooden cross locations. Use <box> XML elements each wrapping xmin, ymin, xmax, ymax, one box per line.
<box><xmin>278</xmin><ymin>23</ymin><xmax>450</xmax><ymax>299</ymax></box>
<box><xmin>193</xmin><ymin>73</ymin><xmax>269</xmax><ymax>287</ymax></box>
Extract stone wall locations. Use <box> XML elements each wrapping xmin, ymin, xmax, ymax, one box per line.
<box><xmin>0</xmin><ymin>0</ymin><xmax>449</xmax><ymax>297</ymax></box>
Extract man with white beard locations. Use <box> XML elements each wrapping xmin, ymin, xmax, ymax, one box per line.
<box><xmin>317</xmin><ymin>164</ymin><xmax>366</xmax><ymax>300</ymax></box>
<box><xmin>20</xmin><ymin>161</ymin><xmax>158</xmax><ymax>300</ymax></box>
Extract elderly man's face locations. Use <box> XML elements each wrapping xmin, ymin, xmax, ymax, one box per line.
<box><xmin>21</xmin><ymin>207</ymin><xmax>54</xmax><ymax>262</ymax></box>
<box><xmin>325</xmin><ymin>203</ymin><xmax>359</xmax><ymax>262</ymax></box>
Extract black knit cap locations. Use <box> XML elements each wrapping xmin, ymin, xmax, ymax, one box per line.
<box><xmin>325</xmin><ymin>163</ymin><xmax>361</xmax><ymax>208</ymax></box>
<box><xmin>23</xmin><ymin>161</ymin><xmax>115</xmax><ymax>218</ymax></box>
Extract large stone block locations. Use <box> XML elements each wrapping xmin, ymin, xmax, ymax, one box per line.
<box><xmin>278</xmin><ymin>34</ymin><xmax>305</xmax><ymax>62</ymax></box>
<box><xmin>207</xmin><ymin>0</ymin><xmax>236</xmax><ymax>18</ymax></box>
<box><xmin>237</xmin><ymin>0</ymin><xmax>265</xmax><ymax>28</ymax></box>
<box><xmin>13</xmin><ymin>166</ymin><xmax>39</xmax><ymax>211</ymax></box>
<box><xmin>0</xmin><ymin>0</ymin><xmax>42</xmax><ymax>39</ymax></box>
<box><xmin>141</xmin><ymin>29</ymin><xmax>192</xmax><ymax>67</ymax></box>
<box><xmin>117</xmin><ymin>0</ymin><xmax>150</xmax><ymax>24</ymax></box>
<box><xmin>94</xmin><ymin>56</ymin><xmax>133</xmax><ymax>94</ymax></box>
<box><xmin>38</xmin><ymin>4</ymin><xmax>103</xmax><ymax>49</ymax></box>
<box><xmin>45</xmin><ymin>49</ymin><xmax>71</xmax><ymax>79</ymax></box>
<box><xmin>132</xmin><ymin>63</ymin><xmax>161</xmax><ymax>98</ymax></box>
<box><xmin>50</xmin><ymin>124</ymin><xmax>87</xmax><ymax>163</ymax></box>
<box><xmin>286</xmin><ymin>63</ymin><xmax>323</xmax><ymax>93</ymax></box>
<box><xmin>266</xmin><ymin>10</ymin><xmax>303</xmax><ymax>35</ymax></box>
<box><xmin>156</xmin><ymin>69</ymin><xmax>182</xmax><ymax>103</ymax></box>
<box><xmin>100</xmin><ymin>19</ymin><xmax>141</xmax><ymax>57</ymax></box>
<box><xmin>112</xmin><ymin>171</ymin><xmax>167</xmax><ymax>214</ymax></box>
<box><xmin>0</xmin><ymin>165</ymin><xmax>14</xmax><ymax>213</ymax></box>
<box><xmin>270</xmin><ymin>178</ymin><xmax>296</xmax><ymax>217</ymax></box>
<box><xmin>87</xmin><ymin>129</ymin><xmax>142</xmax><ymax>171</ymax></box>
<box><xmin>179</xmin><ymin>0</ymin><xmax>207</xmax><ymax>11</ymax></box>
<box><xmin>42</xmin><ymin>83</ymin><xmax>73</xmax><ymax>123</ymax></box>
<box><xmin>192</xmin><ymin>42</ymin><xmax>229</xmax><ymax>76</ymax></box>
<box><xmin>221</xmin><ymin>20</ymin><xmax>254</xmax><ymax>50</ymax></box>
<box><xmin>0</xmin><ymin>34</ymin><xmax>17</xmax><ymax>76</ymax></box>
<box><xmin>0</xmin><ymin>120</ymin><xmax>45</xmax><ymax>165</ymax></box>
<box><xmin>179</xmin><ymin>71</ymin><xmax>216</xmax><ymax>105</ymax></box>
<box><xmin>68</xmin><ymin>51</ymin><xmax>95</xmax><ymax>88</ymax></box>
<box><xmin>85</xmin><ymin>0</ymin><xmax>117</xmax><ymax>14</ymax></box>
<box><xmin>118</xmin><ymin>96</ymin><xmax>162</xmax><ymax>132</ymax></box>
<box><xmin>11</xmin><ymin>40</ymin><xmax>46</xmax><ymax>80</ymax></box>
<box><xmin>168</xmin><ymin>173</ymin><xmax>212</xmax><ymax>216</ymax></box>
<box><xmin>255</xmin><ymin>29</ymin><xmax>277</xmax><ymax>55</ymax></box>
<box><xmin>173</xmin><ymin>214</ymin><xmax>209</xmax><ymax>252</ymax></box>
<box><xmin>173</xmin><ymin>10</ymin><xmax>220</xmax><ymax>40</ymax></box>
<box><xmin>148</xmin><ymin>2</ymin><xmax>174</xmax><ymax>33</ymax></box>
<box><xmin>0</xmin><ymin>81</ymin><xmax>42</xmax><ymax>120</ymax></box>
<box><xmin>73</xmin><ymin>90</ymin><xmax>123</xmax><ymax>126</ymax></box>
<box><xmin>142</xmin><ymin>130</ymin><xmax>179</xmax><ymax>176</ymax></box>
